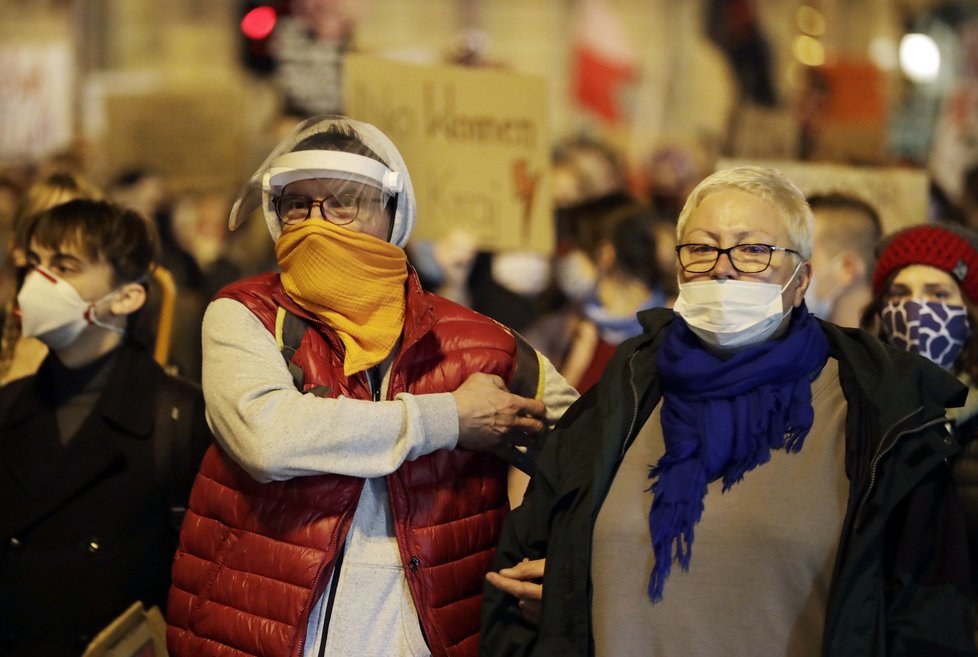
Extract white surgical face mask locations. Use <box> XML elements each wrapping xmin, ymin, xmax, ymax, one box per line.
<box><xmin>554</xmin><ymin>249</ymin><xmax>598</xmax><ymax>302</ymax></box>
<box><xmin>491</xmin><ymin>251</ymin><xmax>551</xmax><ymax>297</ymax></box>
<box><xmin>17</xmin><ymin>266</ymin><xmax>125</xmax><ymax>351</ymax></box>
<box><xmin>804</xmin><ymin>273</ymin><xmax>836</xmax><ymax>320</ymax></box>
<box><xmin>674</xmin><ymin>263</ymin><xmax>802</xmax><ymax>351</ymax></box>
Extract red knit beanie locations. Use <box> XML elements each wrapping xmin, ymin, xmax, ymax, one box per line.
<box><xmin>872</xmin><ymin>223</ymin><xmax>978</xmax><ymax>303</ymax></box>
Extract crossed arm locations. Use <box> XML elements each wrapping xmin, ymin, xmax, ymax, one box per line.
<box><xmin>202</xmin><ymin>298</ymin><xmax>575</xmax><ymax>482</ymax></box>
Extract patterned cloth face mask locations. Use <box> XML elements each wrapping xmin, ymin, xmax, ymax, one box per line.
<box><xmin>881</xmin><ymin>298</ymin><xmax>971</xmax><ymax>370</ymax></box>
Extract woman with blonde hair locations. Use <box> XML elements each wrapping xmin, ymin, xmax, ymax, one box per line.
<box><xmin>0</xmin><ymin>170</ymin><xmax>103</xmax><ymax>384</ymax></box>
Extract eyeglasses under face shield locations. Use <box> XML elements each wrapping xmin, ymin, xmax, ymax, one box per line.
<box><xmin>274</xmin><ymin>179</ymin><xmax>391</xmax><ymax>227</ymax></box>
<box><xmin>263</xmin><ymin>150</ymin><xmax>403</xmax><ymax>228</ymax></box>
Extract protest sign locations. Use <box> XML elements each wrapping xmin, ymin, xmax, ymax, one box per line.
<box><xmin>345</xmin><ymin>54</ymin><xmax>552</xmax><ymax>253</ymax></box>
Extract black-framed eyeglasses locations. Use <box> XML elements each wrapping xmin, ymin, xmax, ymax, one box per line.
<box><xmin>273</xmin><ymin>192</ymin><xmax>386</xmax><ymax>226</ymax></box>
<box><xmin>675</xmin><ymin>243</ymin><xmax>802</xmax><ymax>274</ymax></box>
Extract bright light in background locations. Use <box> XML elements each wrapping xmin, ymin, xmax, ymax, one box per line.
<box><xmin>899</xmin><ymin>33</ymin><xmax>940</xmax><ymax>82</ymax></box>
<box><xmin>793</xmin><ymin>34</ymin><xmax>825</xmax><ymax>67</ymax></box>
<box><xmin>241</xmin><ymin>6</ymin><xmax>277</xmax><ymax>40</ymax></box>
<box><xmin>868</xmin><ymin>36</ymin><xmax>898</xmax><ymax>71</ymax></box>
<box><xmin>797</xmin><ymin>6</ymin><xmax>826</xmax><ymax>37</ymax></box>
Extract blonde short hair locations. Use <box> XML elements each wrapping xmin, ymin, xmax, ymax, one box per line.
<box><xmin>675</xmin><ymin>166</ymin><xmax>814</xmax><ymax>259</ymax></box>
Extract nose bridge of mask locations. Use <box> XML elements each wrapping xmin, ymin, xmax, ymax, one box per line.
<box><xmin>896</xmin><ymin>297</ymin><xmax>922</xmax><ymax>314</ymax></box>
<box><xmin>33</xmin><ymin>266</ymin><xmax>89</xmax><ymax>306</ymax></box>
<box><xmin>17</xmin><ymin>267</ymin><xmax>90</xmax><ymax>349</ymax></box>
<box><xmin>883</xmin><ymin>296</ymin><xmax>970</xmax><ymax>369</ymax></box>
<box><xmin>677</xmin><ymin>259</ymin><xmax>803</xmax><ymax>328</ymax></box>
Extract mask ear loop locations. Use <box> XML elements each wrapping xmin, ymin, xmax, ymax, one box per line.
<box><xmin>769</xmin><ymin>260</ymin><xmax>807</xmax><ymax>320</ymax></box>
<box><xmin>779</xmin><ymin>260</ymin><xmax>805</xmax><ymax>293</ymax></box>
<box><xmin>83</xmin><ymin>302</ymin><xmax>126</xmax><ymax>334</ymax></box>
<box><xmin>83</xmin><ymin>272</ymin><xmax>151</xmax><ymax>335</ymax></box>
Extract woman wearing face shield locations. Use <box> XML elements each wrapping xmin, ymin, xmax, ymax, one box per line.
<box><xmin>482</xmin><ymin>166</ymin><xmax>975</xmax><ymax>657</ymax></box>
<box><xmin>165</xmin><ymin>116</ymin><xmax>578</xmax><ymax>657</ymax></box>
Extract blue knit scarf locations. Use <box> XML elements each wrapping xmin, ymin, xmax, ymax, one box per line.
<box><xmin>647</xmin><ymin>304</ymin><xmax>829</xmax><ymax>602</ymax></box>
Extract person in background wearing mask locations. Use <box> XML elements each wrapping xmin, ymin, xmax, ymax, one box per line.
<box><xmin>482</xmin><ymin>137</ymin><xmax>632</xmax><ymax>338</ymax></box>
<box><xmin>804</xmin><ymin>193</ymin><xmax>881</xmax><ymax>327</ymax></box>
<box><xmin>0</xmin><ymin>199</ymin><xmax>210</xmax><ymax>657</ymax></box>
<box><xmin>0</xmin><ymin>170</ymin><xmax>104</xmax><ymax>385</ymax></box>
<box><xmin>407</xmin><ymin>227</ymin><xmax>479</xmax><ymax>307</ymax></box>
<box><xmin>166</xmin><ymin>116</ymin><xmax>578</xmax><ymax>657</ymax></box>
<box><xmin>528</xmin><ymin>202</ymin><xmax>667</xmax><ymax>393</ymax></box>
<box><xmin>525</xmin><ymin>192</ymin><xmax>637</xmax><ymax>377</ymax></box>
<box><xmin>481</xmin><ymin>166</ymin><xmax>975</xmax><ymax>657</ymax></box>
<box><xmin>861</xmin><ymin>223</ymin><xmax>978</xmax><ymax>624</ymax></box>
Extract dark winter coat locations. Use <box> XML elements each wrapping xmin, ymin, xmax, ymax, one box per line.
<box><xmin>482</xmin><ymin>309</ymin><xmax>975</xmax><ymax>657</ymax></box>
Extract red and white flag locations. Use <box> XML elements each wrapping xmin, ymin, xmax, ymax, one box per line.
<box><xmin>571</xmin><ymin>0</ymin><xmax>639</xmax><ymax>124</ymax></box>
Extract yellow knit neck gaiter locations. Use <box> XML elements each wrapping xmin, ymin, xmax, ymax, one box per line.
<box><xmin>276</xmin><ymin>220</ymin><xmax>408</xmax><ymax>376</ymax></box>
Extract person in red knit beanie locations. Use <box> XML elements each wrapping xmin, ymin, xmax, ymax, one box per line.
<box><xmin>862</xmin><ymin>222</ymin><xmax>978</xmax><ymax>644</ymax></box>
<box><xmin>862</xmin><ymin>222</ymin><xmax>978</xmax><ymax>376</ymax></box>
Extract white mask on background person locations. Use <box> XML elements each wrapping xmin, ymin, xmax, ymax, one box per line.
<box><xmin>674</xmin><ymin>263</ymin><xmax>802</xmax><ymax>351</ymax></box>
<box><xmin>554</xmin><ymin>249</ymin><xmax>598</xmax><ymax>302</ymax></box>
<box><xmin>803</xmin><ymin>272</ymin><xmax>837</xmax><ymax>319</ymax></box>
<box><xmin>803</xmin><ymin>255</ymin><xmax>844</xmax><ymax>319</ymax></box>
<box><xmin>408</xmin><ymin>239</ymin><xmax>444</xmax><ymax>287</ymax></box>
<box><xmin>17</xmin><ymin>266</ymin><xmax>125</xmax><ymax>351</ymax></box>
<box><xmin>491</xmin><ymin>250</ymin><xmax>551</xmax><ymax>297</ymax></box>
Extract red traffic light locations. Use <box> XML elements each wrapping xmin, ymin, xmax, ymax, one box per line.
<box><xmin>241</xmin><ymin>6</ymin><xmax>277</xmax><ymax>40</ymax></box>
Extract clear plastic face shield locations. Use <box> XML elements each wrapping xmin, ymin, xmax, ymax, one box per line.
<box><xmin>228</xmin><ymin>115</ymin><xmax>416</xmax><ymax>246</ymax></box>
<box><xmin>266</xmin><ymin>150</ymin><xmax>401</xmax><ymax>231</ymax></box>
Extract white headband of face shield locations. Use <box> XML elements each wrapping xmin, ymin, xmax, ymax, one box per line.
<box><xmin>262</xmin><ymin>150</ymin><xmax>404</xmax><ymax>196</ymax></box>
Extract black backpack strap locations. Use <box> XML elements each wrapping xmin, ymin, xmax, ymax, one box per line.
<box><xmin>153</xmin><ymin>375</ymin><xmax>199</xmax><ymax>534</ymax></box>
<box><xmin>505</xmin><ymin>330</ymin><xmax>547</xmax><ymax>476</ymax></box>
<box><xmin>508</xmin><ymin>330</ymin><xmax>544</xmax><ymax>401</ymax></box>
<box><xmin>276</xmin><ymin>306</ymin><xmax>309</xmax><ymax>392</ymax></box>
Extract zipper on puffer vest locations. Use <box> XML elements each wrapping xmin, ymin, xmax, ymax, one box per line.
<box><xmin>317</xmin><ymin>544</ymin><xmax>347</xmax><ymax>657</ymax></box>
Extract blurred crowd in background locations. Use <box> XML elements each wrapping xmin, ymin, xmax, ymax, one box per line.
<box><xmin>1</xmin><ymin>0</ymin><xmax>978</xmax><ymax>389</ymax></box>
<box><xmin>8</xmin><ymin>2</ymin><xmax>978</xmax><ymax>655</ymax></box>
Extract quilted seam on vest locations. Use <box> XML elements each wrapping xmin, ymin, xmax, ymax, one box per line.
<box><xmin>168</xmin><ymin>272</ymin><xmax>517</xmax><ymax>657</ymax></box>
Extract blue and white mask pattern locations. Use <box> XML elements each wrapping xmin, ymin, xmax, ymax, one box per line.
<box><xmin>881</xmin><ymin>299</ymin><xmax>970</xmax><ymax>369</ymax></box>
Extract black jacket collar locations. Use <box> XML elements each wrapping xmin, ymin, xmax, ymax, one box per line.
<box><xmin>0</xmin><ymin>342</ymin><xmax>164</xmax><ymax>537</ymax></box>
<box><xmin>1</xmin><ymin>342</ymin><xmax>161</xmax><ymax>438</ymax></box>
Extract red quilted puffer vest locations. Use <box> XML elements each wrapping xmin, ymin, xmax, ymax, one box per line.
<box><xmin>168</xmin><ymin>272</ymin><xmax>518</xmax><ymax>657</ymax></box>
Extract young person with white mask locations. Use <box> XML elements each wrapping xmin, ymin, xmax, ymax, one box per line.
<box><xmin>0</xmin><ymin>199</ymin><xmax>210</xmax><ymax>657</ymax></box>
<box><xmin>166</xmin><ymin>116</ymin><xmax>577</xmax><ymax>657</ymax></box>
<box><xmin>804</xmin><ymin>193</ymin><xmax>881</xmax><ymax>328</ymax></box>
<box><xmin>482</xmin><ymin>166</ymin><xmax>975</xmax><ymax>657</ymax></box>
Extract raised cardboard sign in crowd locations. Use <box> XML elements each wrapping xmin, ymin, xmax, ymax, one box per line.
<box><xmin>345</xmin><ymin>54</ymin><xmax>552</xmax><ymax>254</ymax></box>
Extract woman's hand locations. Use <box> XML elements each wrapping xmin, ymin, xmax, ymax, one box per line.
<box><xmin>485</xmin><ymin>558</ymin><xmax>545</xmax><ymax>624</ymax></box>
